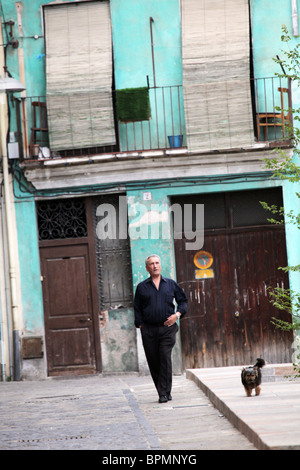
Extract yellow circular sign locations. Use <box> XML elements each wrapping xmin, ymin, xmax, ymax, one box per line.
<box><xmin>193</xmin><ymin>250</ymin><xmax>213</xmax><ymax>269</ymax></box>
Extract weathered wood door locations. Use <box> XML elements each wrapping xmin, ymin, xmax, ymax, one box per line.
<box><xmin>37</xmin><ymin>197</ymin><xmax>101</xmax><ymax>377</ymax></box>
<box><xmin>40</xmin><ymin>241</ymin><xmax>99</xmax><ymax>376</ymax></box>
<box><xmin>173</xmin><ymin>189</ymin><xmax>294</xmax><ymax>368</ymax></box>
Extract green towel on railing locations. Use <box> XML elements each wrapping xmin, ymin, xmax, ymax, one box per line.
<box><xmin>116</xmin><ymin>87</ymin><xmax>151</xmax><ymax>122</ymax></box>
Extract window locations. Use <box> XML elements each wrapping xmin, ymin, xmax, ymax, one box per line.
<box><xmin>44</xmin><ymin>1</ymin><xmax>116</xmax><ymax>152</ymax></box>
<box><xmin>171</xmin><ymin>187</ymin><xmax>284</xmax><ymax>231</ymax></box>
<box><xmin>181</xmin><ymin>0</ymin><xmax>254</xmax><ymax>151</ymax></box>
<box><xmin>37</xmin><ymin>199</ymin><xmax>87</xmax><ymax>240</ymax></box>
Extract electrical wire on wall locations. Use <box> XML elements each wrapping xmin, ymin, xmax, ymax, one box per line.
<box><xmin>10</xmin><ymin>157</ymin><xmax>275</xmax><ymax>202</ymax></box>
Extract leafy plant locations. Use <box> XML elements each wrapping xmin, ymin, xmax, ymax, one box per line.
<box><xmin>263</xmin><ymin>25</ymin><xmax>300</xmax><ymax>378</ymax></box>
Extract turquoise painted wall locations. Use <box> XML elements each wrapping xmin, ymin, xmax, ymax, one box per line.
<box><xmin>282</xmin><ymin>180</ymin><xmax>300</xmax><ymax>304</ymax></box>
<box><xmin>110</xmin><ymin>0</ymin><xmax>182</xmax><ymax>89</ymax></box>
<box><xmin>250</xmin><ymin>0</ymin><xmax>298</xmax><ymax>136</ymax></box>
<box><xmin>251</xmin><ymin>0</ymin><xmax>300</xmax><ymax>308</ymax></box>
<box><xmin>2</xmin><ymin>0</ymin><xmax>46</xmax><ymax>97</ymax></box>
<box><xmin>14</xmin><ymin>198</ymin><xmax>44</xmax><ymax>334</ymax></box>
<box><xmin>128</xmin><ymin>190</ymin><xmax>176</xmax><ymax>289</ymax></box>
<box><xmin>110</xmin><ymin>0</ymin><xmax>185</xmax><ymax>151</ymax></box>
<box><xmin>1</xmin><ymin>0</ymin><xmax>299</xmax><ymax>363</ymax></box>
<box><xmin>250</xmin><ymin>0</ymin><xmax>295</xmax><ymax>79</ymax></box>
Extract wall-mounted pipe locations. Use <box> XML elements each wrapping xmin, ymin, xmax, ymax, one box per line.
<box><xmin>0</xmin><ymin>91</ymin><xmax>22</xmax><ymax>381</ymax></box>
<box><xmin>0</xmin><ymin>253</ymin><xmax>6</xmax><ymax>381</ymax></box>
<box><xmin>150</xmin><ymin>17</ymin><xmax>156</xmax><ymax>88</ymax></box>
<box><xmin>0</xmin><ymin>99</ymin><xmax>14</xmax><ymax>381</ymax></box>
<box><xmin>291</xmin><ymin>0</ymin><xmax>299</xmax><ymax>36</ymax></box>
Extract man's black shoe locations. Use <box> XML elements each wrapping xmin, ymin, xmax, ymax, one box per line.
<box><xmin>167</xmin><ymin>393</ymin><xmax>172</xmax><ymax>401</ymax></box>
<box><xmin>158</xmin><ymin>395</ymin><xmax>168</xmax><ymax>403</ymax></box>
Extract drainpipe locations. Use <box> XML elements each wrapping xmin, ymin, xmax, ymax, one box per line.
<box><xmin>0</xmin><ymin>188</ymin><xmax>13</xmax><ymax>380</ymax></box>
<box><xmin>150</xmin><ymin>17</ymin><xmax>156</xmax><ymax>88</ymax></box>
<box><xmin>0</xmin><ymin>270</ymin><xmax>6</xmax><ymax>381</ymax></box>
<box><xmin>291</xmin><ymin>0</ymin><xmax>299</xmax><ymax>36</ymax></box>
<box><xmin>0</xmin><ymin>91</ymin><xmax>21</xmax><ymax>380</ymax></box>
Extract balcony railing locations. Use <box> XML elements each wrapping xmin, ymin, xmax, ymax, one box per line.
<box><xmin>12</xmin><ymin>85</ymin><xmax>186</xmax><ymax>160</ymax></box>
<box><xmin>118</xmin><ymin>85</ymin><xmax>186</xmax><ymax>152</ymax></box>
<box><xmin>12</xmin><ymin>78</ymin><xmax>293</xmax><ymax>161</ymax></box>
<box><xmin>254</xmin><ymin>76</ymin><xmax>293</xmax><ymax>142</ymax></box>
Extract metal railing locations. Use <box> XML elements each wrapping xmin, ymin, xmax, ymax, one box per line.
<box><xmin>118</xmin><ymin>85</ymin><xmax>186</xmax><ymax>152</ymax></box>
<box><xmin>253</xmin><ymin>76</ymin><xmax>293</xmax><ymax>142</ymax></box>
<box><xmin>13</xmin><ymin>85</ymin><xmax>186</xmax><ymax>160</ymax></box>
<box><xmin>13</xmin><ymin>78</ymin><xmax>293</xmax><ymax>160</ymax></box>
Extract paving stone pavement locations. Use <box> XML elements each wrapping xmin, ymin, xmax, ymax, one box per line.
<box><xmin>0</xmin><ymin>373</ymin><xmax>255</xmax><ymax>451</ymax></box>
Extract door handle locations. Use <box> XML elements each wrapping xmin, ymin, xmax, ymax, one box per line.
<box><xmin>79</xmin><ymin>318</ymin><xmax>91</xmax><ymax>322</ymax></box>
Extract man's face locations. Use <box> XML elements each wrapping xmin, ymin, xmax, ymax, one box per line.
<box><xmin>146</xmin><ymin>256</ymin><xmax>161</xmax><ymax>277</ymax></box>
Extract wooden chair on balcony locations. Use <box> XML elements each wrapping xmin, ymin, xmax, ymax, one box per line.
<box><xmin>256</xmin><ymin>85</ymin><xmax>292</xmax><ymax>141</ymax></box>
<box><xmin>29</xmin><ymin>101</ymin><xmax>49</xmax><ymax>157</ymax></box>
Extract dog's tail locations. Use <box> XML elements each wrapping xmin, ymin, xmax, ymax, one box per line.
<box><xmin>254</xmin><ymin>358</ymin><xmax>265</xmax><ymax>368</ymax></box>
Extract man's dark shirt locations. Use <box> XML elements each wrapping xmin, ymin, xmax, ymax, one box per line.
<box><xmin>134</xmin><ymin>276</ymin><xmax>187</xmax><ymax>327</ymax></box>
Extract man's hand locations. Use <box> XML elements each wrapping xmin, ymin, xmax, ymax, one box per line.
<box><xmin>164</xmin><ymin>312</ymin><xmax>181</xmax><ymax>327</ymax></box>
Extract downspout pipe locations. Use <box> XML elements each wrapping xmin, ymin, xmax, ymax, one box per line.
<box><xmin>0</xmin><ymin>188</ymin><xmax>13</xmax><ymax>381</ymax></box>
<box><xmin>291</xmin><ymin>0</ymin><xmax>299</xmax><ymax>36</ymax></box>
<box><xmin>0</xmin><ymin>262</ymin><xmax>6</xmax><ymax>381</ymax></box>
<box><xmin>150</xmin><ymin>17</ymin><xmax>156</xmax><ymax>88</ymax></box>
<box><xmin>0</xmin><ymin>91</ymin><xmax>21</xmax><ymax>380</ymax></box>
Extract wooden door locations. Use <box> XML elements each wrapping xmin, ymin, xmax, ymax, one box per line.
<box><xmin>175</xmin><ymin>228</ymin><xmax>293</xmax><ymax>368</ymax></box>
<box><xmin>173</xmin><ymin>189</ymin><xmax>294</xmax><ymax>368</ymax></box>
<box><xmin>40</xmin><ymin>242</ymin><xmax>99</xmax><ymax>376</ymax></box>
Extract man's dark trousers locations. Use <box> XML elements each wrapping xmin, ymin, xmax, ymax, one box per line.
<box><xmin>141</xmin><ymin>322</ymin><xmax>178</xmax><ymax>397</ymax></box>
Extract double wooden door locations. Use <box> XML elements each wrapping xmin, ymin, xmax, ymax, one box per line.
<box><xmin>175</xmin><ymin>228</ymin><xmax>293</xmax><ymax>368</ymax></box>
<box><xmin>173</xmin><ymin>189</ymin><xmax>294</xmax><ymax>368</ymax></box>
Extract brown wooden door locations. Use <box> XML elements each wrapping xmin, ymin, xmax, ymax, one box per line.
<box><xmin>40</xmin><ymin>241</ymin><xmax>99</xmax><ymax>376</ymax></box>
<box><xmin>175</xmin><ymin>228</ymin><xmax>292</xmax><ymax>368</ymax></box>
<box><xmin>175</xmin><ymin>227</ymin><xmax>294</xmax><ymax>369</ymax></box>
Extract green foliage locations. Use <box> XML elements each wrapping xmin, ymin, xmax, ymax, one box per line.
<box><xmin>274</xmin><ymin>25</ymin><xmax>300</xmax><ymax>82</ymax></box>
<box><xmin>264</xmin><ymin>25</ymin><xmax>300</xmax><ymax>377</ymax></box>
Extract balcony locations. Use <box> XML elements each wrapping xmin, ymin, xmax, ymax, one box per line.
<box><xmin>12</xmin><ymin>85</ymin><xmax>186</xmax><ymax>161</ymax></box>
<box><xmin>12</xmin><ymin>77</ymin><xmax>293</xmax><ymax>162</ymax></box>
<box><xmin>254</xmin><ymin>76</ymin><xmax>293</xmax><ymax>143</ymax></box>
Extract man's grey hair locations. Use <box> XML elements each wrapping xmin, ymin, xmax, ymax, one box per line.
<box><xmin>145</xmin><ymin>254</ymin><xmax>161</xmax><ymax>266</ymax></box>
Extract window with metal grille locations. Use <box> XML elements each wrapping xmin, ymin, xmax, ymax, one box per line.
<box><xmin>37</xmin><ymin>199</ymin><xmax>87</xmax><ymax>240</ymax></box>
<box><xmin>92</xmin><ymin>195</ymin><xmax>133</xmax><ymax>309</ymax></box>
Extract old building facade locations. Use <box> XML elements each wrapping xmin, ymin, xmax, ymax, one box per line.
<box><xmin>0</xmin><ymin>0</ymin><xmax>299</xmax><ymax>380</ymax></box>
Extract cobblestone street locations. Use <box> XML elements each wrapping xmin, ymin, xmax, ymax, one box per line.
<box><xmin>0</xmin><ymin>373</ymin><xmax>255</xmax><ymax>451</ymax></box>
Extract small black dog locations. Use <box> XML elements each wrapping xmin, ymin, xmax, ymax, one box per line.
<box><xmin>241</xmin><ymin>358</ymin><xmax>265</xmax><ymax>397</ymax></box>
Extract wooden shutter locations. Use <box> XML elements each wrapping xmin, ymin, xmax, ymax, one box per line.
<box><xmin>44</xmin><ymin>1</ymin><xmax>116</xmax><ymax>151</ymax></box>
<box><xmin>181</xmin><ymin>0</ymin><xmax>254</xmax><ymax>151</ymax></box>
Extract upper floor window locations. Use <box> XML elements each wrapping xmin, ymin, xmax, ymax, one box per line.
<box><xmin>43</xmin><ymin>0</ymin><xmax>116</xmax><ymax>153</ymax></box>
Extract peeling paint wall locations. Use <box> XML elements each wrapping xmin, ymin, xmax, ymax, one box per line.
<box><xmin>127</xmin><ymin>188</ymin><xmax>182</xmax><ymax>374</ymax></box>
<box><xmin>99</xmin><ymin>308</ymin><xmax>138</xmax><ymax>373</ymax></box>
<box><xmin>1</xmin><ymin>0</ymin><xmax>299</xmax><ymax>380</ymax></box>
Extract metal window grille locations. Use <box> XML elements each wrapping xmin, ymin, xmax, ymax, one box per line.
<box><xmin>37</xmin><ymin>199</ymin><xmax>88</xmax><ymax>240</ymax></box>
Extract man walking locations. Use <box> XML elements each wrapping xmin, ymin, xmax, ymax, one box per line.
<box><xmin>134</xmin><ymin>254</ymin><xmax>187</xmax><ymax>403</ymax></box>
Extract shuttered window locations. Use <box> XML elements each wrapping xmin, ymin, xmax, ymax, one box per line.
<box><xmin>181</xmin><ymin>0</ymin><xmax>254</xmax><ymax>151</ymax></box>
<box><xmin>44</xmin><ymin>0</ymin><xmax>116</xmax><ymax>152</ymax></box>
